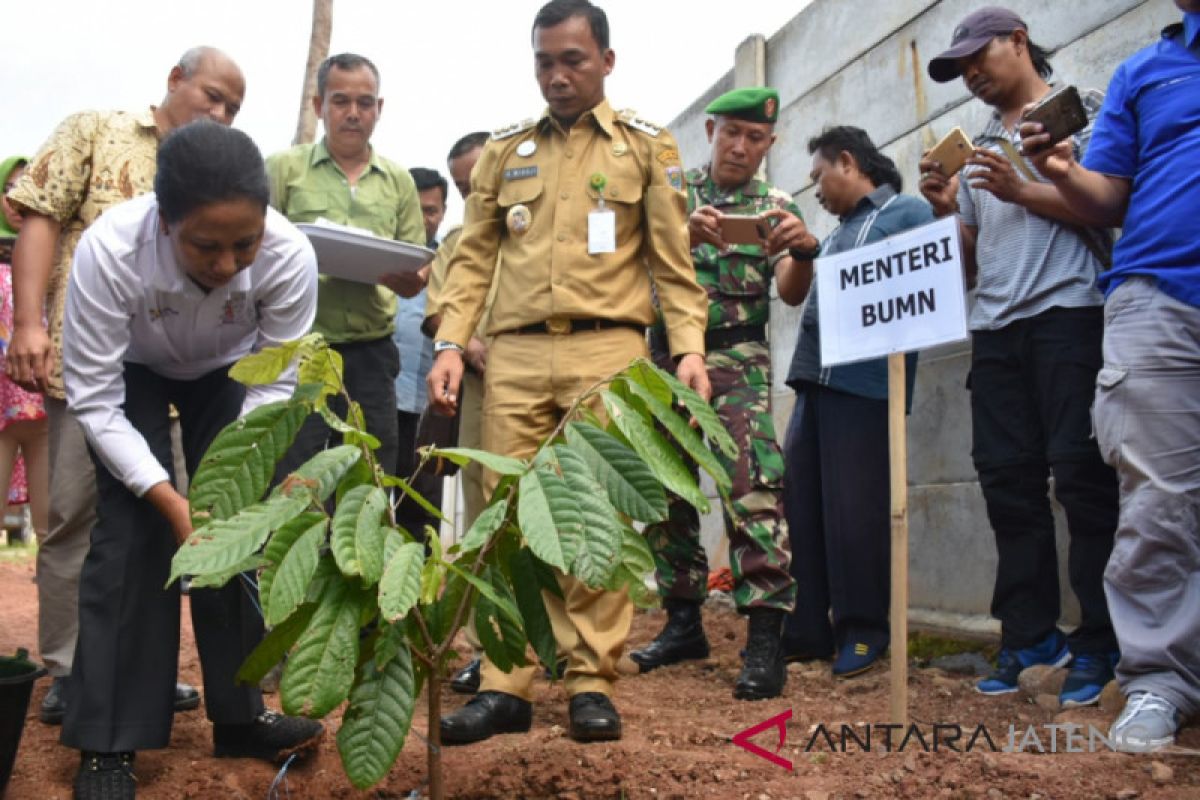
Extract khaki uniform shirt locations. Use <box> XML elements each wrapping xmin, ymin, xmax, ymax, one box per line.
<box><xmin>266</xmin><ymin>139</ymin><xmax>425</xmax><ymax>343</ymax></box>
<box><xmin>6</xmin><ymin>108</ymin><xmax>159</xmax><ymax>399</ymax></box>
<box><xmin>426</xmin><ymin>225</ymin><xmax>498</xmax><ymax>339</ymax></box>
<box><xmin>435</xmin><ymin>99</ymin><xmax>706</xmax><ymax>357</ymax></box>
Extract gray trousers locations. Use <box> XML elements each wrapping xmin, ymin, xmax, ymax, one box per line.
<box><xmin>1095</xmin><ymin>277</ymin><xmax>1200</xmax><ymax>717</ymax></box>
<box><xmin>38</xmin><ymin>397</ymin><xmax>97</xmax><ymax>677</ymax></box>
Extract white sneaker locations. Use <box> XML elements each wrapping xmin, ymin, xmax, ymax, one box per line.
<box><xmin>1110</xmin><ymin>691</ymin><xmax>1181</xmax><ymax>753</ymax></box>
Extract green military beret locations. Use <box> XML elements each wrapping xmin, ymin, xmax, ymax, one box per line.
<box><xmin>705</xmin><ymin>87</ymin><xmax>780</xmax><ymax>123</ymax></box>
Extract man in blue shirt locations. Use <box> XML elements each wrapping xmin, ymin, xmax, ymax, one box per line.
<box><xmin>779</xmin><ymin>126</ymin><xmax>932</xmax><ymax>678</ymax></box>
<box><xmin>1023</xmin><ymin>0</ymin><xmax>1200</xmax><ymax>753</ymax></box>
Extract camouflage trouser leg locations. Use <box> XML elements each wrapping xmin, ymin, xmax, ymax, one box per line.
<box><xmin>646</xmin><ymin>492</ymin><xmax>710</xmax><ymax>603</ymax></box>
<box><xmin>644</xmin><ymin>340</ymin><xmax>795</xmax><ymax>611</ymax></box>
<box><xmin>710</xmin><ymin>342</ymin><xmax>794</xmax><ymax>611</ymax></box>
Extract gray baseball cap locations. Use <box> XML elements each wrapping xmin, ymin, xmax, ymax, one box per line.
<box><xmin>928</xmin><ymin>6</ymin><xmax>1028</xmax><ymax>83</ymax></box>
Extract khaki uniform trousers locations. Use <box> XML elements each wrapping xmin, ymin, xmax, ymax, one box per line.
<box><xmin>478</xmin><ymin>326</ymin><xmax>647</xmax><ymax>701</ymax></box>
<box><xmin>458</xmin><ymin>369</ymin><xmax>485</xmax><ymax>653</ymax></box>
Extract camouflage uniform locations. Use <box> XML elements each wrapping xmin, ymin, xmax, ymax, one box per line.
<box><xmin>646</xmin><ymin>166</ymin><xmax>797</xmax><ymax>612</ymax></box>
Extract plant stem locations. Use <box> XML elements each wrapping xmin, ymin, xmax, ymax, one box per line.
<box><xmin>427</xmin><ymin>673</ymin><xmax>443</xmax><ymax>800</ymax></box>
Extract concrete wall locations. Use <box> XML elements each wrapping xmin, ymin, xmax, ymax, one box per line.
<box><xmin>674</xmin><ymin>0</ymin><xmax>1178</xmax><ymax>634</ymax></box>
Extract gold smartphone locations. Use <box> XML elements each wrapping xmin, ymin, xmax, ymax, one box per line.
<box><xmin>927</xmin><ymin>127</ymin><xmax>974</xmax><ymax>176</ymax></box>
<box><xmin>719</xmin><ymin>214</ymin><xmax>770</xmax><ymax>245</ymax></box>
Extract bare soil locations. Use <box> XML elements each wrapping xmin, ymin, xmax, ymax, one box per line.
<box><xmin>1</xmin><ymin>553</ymin><xmax>1197</xmax><ymax>799</ymax></box>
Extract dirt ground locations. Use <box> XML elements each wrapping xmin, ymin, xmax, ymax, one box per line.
<box><xmin>1</xmin><ymin>551</ymin><xmax>1198</xmax><ymax>800</ymax></box>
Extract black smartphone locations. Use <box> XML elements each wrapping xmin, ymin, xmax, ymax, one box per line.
<box><xmin>1023</xmin><ymin>86</ymin><xmax>1088</xmax><ymax>146</ymax></box>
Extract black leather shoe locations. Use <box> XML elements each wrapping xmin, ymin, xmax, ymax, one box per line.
<box><xmin>213</xmin><ymin>709</ymin><xmax>324</xmax><ymax>762</ymax></box>
<box><xmin>174</xmin><ymin>682</ymin><xmax>201</xmax><ymax>712</ymax></box>
<box><xmin>449</xmin><ymin>658</ymin><xmax>481</xmax><ymax>694</ymax></box>
<box><xmin>441</xmin><ymin>691</ymin><xmax>532</xmax><ymax>745</ymax></box>
<box><xmin>629</xmin><ymin>599</ymin><xmax>709</xmax><ymax>672</ymax></box>
<box><xmin>74</xmin><ymin>751</ymin><xmax>136</xmax><ymax>800</ymax></box>
<box><xmin>734</xmin><ymin>609</ymin><xmax>787</xmax><ymax>700</ymax></box>
<box><xmin>40</xmin><ymin>676</ymin><xmax>68</xmax><ymax>724</ymax></box>
<box><xmin>569</xmin><ymin>692</ymin><xmax>622</xmax><ymax>742</ymax></box>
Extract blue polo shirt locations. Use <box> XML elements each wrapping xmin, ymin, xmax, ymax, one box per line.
<box><xmin>1082</xmin><ymin>13</ymin><xmax>1200</xmax><ymax>308</ymax></box>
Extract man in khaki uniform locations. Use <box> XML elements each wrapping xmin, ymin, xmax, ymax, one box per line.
<box><xmin>428</xmin><ymin>0</ymin><xmax>709</xmax><ymax>745</ymax></box>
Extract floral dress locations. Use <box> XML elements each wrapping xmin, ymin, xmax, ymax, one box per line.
<box><xmin>0</xmin><ymin>262</ymin><xmax>47</xmax><ymax>503</ymax></box>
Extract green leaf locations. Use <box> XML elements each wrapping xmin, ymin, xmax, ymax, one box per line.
<box><xmin>601</xmin><ymin>391</ymin><xmax>710</xmax><ymax>514</ymax></box>
<box><xmin>236</xmin><ymin>602</ymin><xmax>316</xmax><ymax>685</ymax></box>
<box><xmin>381</xmin><ymin>473</ymin><xmax>447</xmax><ymax>524</ymax></box>
<box><xmin>430</xmin><ymin>447</ymin><xmax>526</xmax><ymax>476</ymax></box>
<box><xmin>473</xmin><ymin>566</ymin><xmax>527</xmax><ymax>671</ymax></box>
<box><xmin>317</xmin><ymin>404</ymin><xmax>382</xmax><ymax>451</ymax></box>
<box><xmin>508</xmin><ymin>547</ymin><xmax>558</xmax><ymax>675</ymax></box>
<box><xmin>443</xmin><ymin>561</ymin><xmax>524</xmax><ymax>629</ymax></box>
<box><xmin>335</xmin><ymin>456</ymin><xmax>375</xmax><ymax>505</ymax></box>
<box><xmin>620</xmin><ymin>377</ymin><xmax>731</xmax><ymax>492</ymax></box>
<box><xmin>259</xmin><ymin>512</ymin><xmax>326</xmax><ymax>616</ymax></box>
<box><xmin>550</xmin><ymin>446</ymin><xmax>623</xmax><ymax>586</ymax></box>
<box><xmin>305</xmin><ymin>554</ymin><xmax>341</xmax><ymax>605</ymax></box>
<box><xmin>264</xmin><ymin>522</ymin><xmax>326</xmax><ymax>626</ymax></box>
<box><xmin>516</xmin><ymin>461</ymin><xmax>580</xmax><ymax>571</ymax></box>
<box><xmin>169</xmin><ymin>494</ymin><xmax>308</xmax><ymax>586</ymax></box>
<box><xmin>460</xmin><ymin>499</ymin><xmax>508</xmax><ymax>552</ymax></box>
<box><xmin>228</xmin><ymin>341</ymin><xmax>302</xmax><ymax>386</ymax></box>
<box><xmin>297</xmin><ymin>343</ymin><xmax>344</xmax><ymax>401</ymax></box>
<box><xmin>650</xmin><ymin>358</ymin><xmax>738</xmax><ymax>459</ymax></box>
<box><xmin>425</xmin><ymin>568</ymin><xmax>471</xmax><ymax>642</ymax></box>
<box><xmin>624</xmin><ymin>358</ymin><xmax>674</xmax><ymax>405</ymax></box>
<box><xmin>371</xmin><ymin>621</ymin><xmax>407</xmax><ymax>670</ymax></box>
<box><xmin>280</xmin><ymin>579</ymin><xmax>365</xmax><ymax>717</ymax></box>
<box><xmin>274</xmin><ymin>444</ymin><xmax>362</xmax><ymax>504</ymax></box>
<box><xmin>330</xmin><ymin>485</ymin><xmax>388</xmax><ymax>584</ymax></box>
<box><xmin>337</xmin><ymin>648</ymin><xmax>416</xmax><ymax>790</ymax></box>
<box><xmin>606</xmin><ymin>526</ymin><xmax>658</xmax><ymax>607</ymax></box>
<box><xmin>378</xmin><ymin>542</ymin><xmax>425</xmax><ymax>622</ymax></box>
<box><xmin>564</xmin><ymin>423</ymin><xmax>667</xmax><ymax>523</ymax></box>
<box><xmin>419</xmin><ymin>559</ymin><xmax>445</xmax><ymax>606</ymax></box>
<box><xmin>186</xmin><ymin>554</ymin><xmax>268</xmax><ymax>590</ymax></box>
<box><xmin>189</xmin><ymin>401</ymin><xmax>310</xmax><ymax>522</ymax></box>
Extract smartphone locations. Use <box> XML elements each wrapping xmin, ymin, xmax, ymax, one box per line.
<box><xmin>927</xmin><ymin>127</ymin><xmax>974</xmax><ymax>176</ymax></box>
<box><xmin>719</xmin><ymin>214</ymin><xmax>769</xmax><ymax>245</ymax></box>
<box><xmin>1023</xmin><ymin>85</ymin><xmax>1088</xmax><ymax>146</ymax></box>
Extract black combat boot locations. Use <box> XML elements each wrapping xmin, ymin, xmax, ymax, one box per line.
<box><xmin>629</xmin><ymin>598</ymin><xmax>709</xmax><ymax>672</ymax></box>
<box><xmin>734</xmin><ymin>608</ymin><xmax>786</xmax><ymax>700</ymax></box>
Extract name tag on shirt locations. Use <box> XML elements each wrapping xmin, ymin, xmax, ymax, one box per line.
<box><xmin>503</xmin><ymin>166</ymin><xmax>538</xmax><ymax>181</ymax></box>
<box><xmin>588</xmin><ymin>208</ymin><xmax>616</xmax><ymax>254</ymax></box>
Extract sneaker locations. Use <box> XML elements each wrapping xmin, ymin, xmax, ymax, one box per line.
<box><xmin>74</xmin><ymin>751</ymin><xmax>136</xmax><ymax>800</ymax></box>
<box><xmin>212</xmin><ymin>709</ymin><xmax>324</xmax><ymax>762</ymax></box>
<box><xmin>976</xmin><ymin>630</ymin><xmax>1070</xmax><ymax>695</ymax></box>
<box><xmin>1110</xmin><ymin>691</ymin><xmax>1181</xmax><ymax>753</ymax></box>
<box><xmin>832</xmin><ymin>641</ymin><xmax>885</xmax><ymax>679</ymax></box>
<box><xmin>40</xmin><ymin>676</ymin><xmax>68</xmax><ymax>724</ymax></box>
<box><xmin>1060</xmin><ymin>651</ymin><xmax>1119</xmax><ymax>707</ymax></box>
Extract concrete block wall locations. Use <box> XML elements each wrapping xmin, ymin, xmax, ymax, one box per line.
<box><xmin>672</xmin><ymin>0</ymin><xmax>1178</xmax><ymax>633</ymax></box>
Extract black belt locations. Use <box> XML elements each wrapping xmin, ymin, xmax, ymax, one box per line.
<box><xmin>705</xmin><ymin>323</ymin><xmax>766</xmax><ymax>351</ymax></box>
<box><xmin>509</xmin><ymin>318</ymin><xmax>646</xmax><ymax>336</ymax></box>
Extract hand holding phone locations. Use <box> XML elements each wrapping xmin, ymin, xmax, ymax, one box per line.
<box><xmin>719</xmin><ymin>214</ymin><xmax>770</xmax><ymax>246</ymax></box>
<box><xmin>926</xmin><ymin>127</ymin><xmax>974</xmax><ymax>177</ymax></box>
<box><xmin>1021</xmin><ymin>85</ymin><xmax>1088</xmax><ymax>149</ymax></box>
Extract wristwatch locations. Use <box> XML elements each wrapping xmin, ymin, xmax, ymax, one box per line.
<box><xmin>789</xmin><ymin>238</ymin><xmax>821</xmax><ymax>261</ymax></box>
<box><xmin>433</xmin><ymin>340</ymin><xmax>464</xmax><ymax>354</ymax></box>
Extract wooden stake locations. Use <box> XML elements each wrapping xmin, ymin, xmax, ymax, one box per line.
<box><xmin>887</xmin><ymin>352</ymin><xmax>909</xmax><ymax>726</ymax></box>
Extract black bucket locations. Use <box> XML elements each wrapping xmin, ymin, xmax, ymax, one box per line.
<box><xmin>0</xmin><ymin>649</ymin><xmax>45</xmax><ymax>798</ymax></box>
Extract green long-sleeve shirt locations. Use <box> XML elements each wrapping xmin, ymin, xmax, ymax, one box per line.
<box><xmin>266</xmin><ymin>139</ymin><xmax>425</xmax><ymax>341</ymax></box>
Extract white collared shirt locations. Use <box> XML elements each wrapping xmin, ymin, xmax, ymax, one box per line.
<box><xmin>64</xmin><ymin>193</ymin><xmax>318</xmax><ymax>496</ymax></box>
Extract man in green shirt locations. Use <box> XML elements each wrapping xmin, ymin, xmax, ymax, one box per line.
<box><xmin>267</xmin><ymin>52</ymin><xmax>425</xmax><ymax>474</ymax></box>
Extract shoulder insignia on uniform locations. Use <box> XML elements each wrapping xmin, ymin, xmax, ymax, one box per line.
<box><xmin>491</xmin><ymin>118</ymin><xmax>537</xmax><ymax>140</ymax></box>
<box><xmin>616</xmin><ymin>109</ymin><xmax>662</xmax><ymax>137</ymax></box>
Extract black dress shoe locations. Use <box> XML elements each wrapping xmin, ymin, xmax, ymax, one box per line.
<box><xmin>174</xmin><ymin>682</ymin><xmax>201</xmax><ymax>712</ymax></box>
<box><xmin>74</xmin><ymin>751</ymin><xmax>136</xmax><ymax>800</ymax></box>
<box><xmin>40</xmin><ymin>676</ymin><xmax>68</xmax><ymax>724</ymax></box>
<box><xmin>449</xmin><ymin>658</ymin><xmax>481</xmax><ymax>694</ymax></box>
<box><xmin>441</xmin><ymin>691</ymin><xmax>532</xmax><ymax>745</ymax></box>
<box><xmin>568</xmin><ymin>692</ymin><xmax>622</xmax><ymax>742</ymax></box>
<box><xmin>213</xmin><ymin>709</ymin><xmax>325</xmax><ymax>762</ymax></box>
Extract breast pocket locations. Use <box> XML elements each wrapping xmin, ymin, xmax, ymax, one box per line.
<box><xmin>585</xmin><ymin>175</ymin><xmax>644</xmax><ymax>244</ymax></box>
<box><xmin>285</xmin><ymin>190</ymin><xmax>331</xmax><ymax>224</ymax></box>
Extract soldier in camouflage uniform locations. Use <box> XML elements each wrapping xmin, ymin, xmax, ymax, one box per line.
<box><xmin>631</xmin><ymin>87</ymin><xmax>822</xmax><ymax>700</ymax></box>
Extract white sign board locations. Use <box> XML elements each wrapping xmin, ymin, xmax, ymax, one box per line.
<box><xmin>817</xmin><ymin>216</ymin><xmax>968</xmax><ymax>367</ymax></box>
